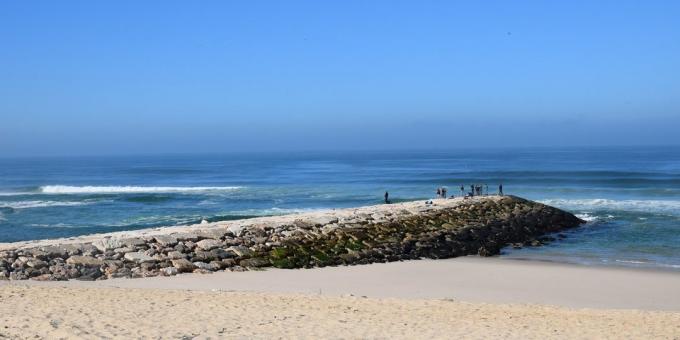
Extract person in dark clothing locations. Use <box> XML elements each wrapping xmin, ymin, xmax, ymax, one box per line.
<box><xmin>384</xmin><ymin>191</ymin><xmax>390</xmax><ymax>204</ymax></box>
<box><xmin>470</xmin><ymin>185</ymin><xmax>474</xmax><ymax>196</ymax></box>
<box><xmin>460</xmin><ymin>185</ymin><xmax>465</xmax><ymax>196</ymax></box>
<box><xmin>499</xmin><ymin>184</ymin><xmax>503</xmax><ymax>196</ymax></box>
<box><xmin>436</xmin><ymin>187</ymin><xmax>441</xmax><ymax>198</ymax></box>
<box><xmin>442</xmin><ymin>187</ymin><xmax>447</xmax><ymax>198</ymax></box>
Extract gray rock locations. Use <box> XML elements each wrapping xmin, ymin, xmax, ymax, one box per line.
<box><xmin>197</xmin><ymin>228</ymin><xmax>229</xmax><ymax>239</ymax></box>
<box><xmin>26</xmin><ymin>259</ymin><xmax>48</xmax><ymax>269</ymax></box>
<box><xmin>113</xmin><ymin>247</ymin><xmax>134</xmax><ymax>254</ymax></box>
<box><xmin>174</xmin><ymin>233</ymin><xmax>200</xmax><ymax>242</ymax></box>
<box><xmin>192</xmin><ymin>261</ymin><xmax>212</xmax><ymax>270</ymax></box>
<box><xmin>121</xmin><ymin>237</ymin><xmax>146</xmax><ymax>247</ymax></box>
<box><xmin>195</xmin><ymin>239</ymin><xmax>222</xmax><ymax>251</ymax></box>
<box><xmin>66</xmin><ymin>256</ymin><xmax>104</xmax><ymax>266</ymax></box>
<box><xmin>226</xmin><ymin>246</ymin><xmax>253</xmax><ymax>257</ymax></box>
<box><xmin>166</xmin><ymin>251</ymin><xmax>185</xmax><ymax>260</ymax></box>
<box><xmin>124</xmin><ymin>251</ymin><xmax>155</xmax><ymax>263</ymax></box>
<box><xmin>161</xmin><ymin>267</ymin><xmax>178</xmax><ymax>276</ymax></box>
<box><xmin>238</xmin><ymin>257</ymin><xmax>270</xmax><ymax>268</ymax></box>
<box><xmin>22</xmin><ymin>248</ymin><xmax>49</xmax><ymax>259</ymax></box>
<box><xmin>154</xmin><ymin>235</ymin><xmax>178</xmax><ymax>247</ymax></box>
<box><xmin>171</xmin><ymin>258</ymin><xmax>195</xmax><ymax>272</ymax></box>
<box><xmin>92</xmin><ymin>238</ymin><xmax>123</xmax><ymax>252</ymax></box>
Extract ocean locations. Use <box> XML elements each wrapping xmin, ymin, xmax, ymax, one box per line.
<box><xmin>1</xmin><ymin>146</ymin><xmax>678</xmax><ymax>270</ymax></box>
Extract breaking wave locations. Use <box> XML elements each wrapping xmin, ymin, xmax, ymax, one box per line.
<box><xmin>540</xmin><ymin>198</ymin><xmax>680</xmax><ymax>215</ymax></box>
<box><xmin>0</xmin><ymin>200</ymin><xmax>94</xmax><ymax>209</ymax></box>
<box><xmin>39</xmin><ymin>185</ymin><xmax>243</xmax><ymax>194</ymax></box>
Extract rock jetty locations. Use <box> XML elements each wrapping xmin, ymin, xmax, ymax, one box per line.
<box><xmin>0</xmin><ymin>196</ymin><xmax>584</xmax><ymax>281</ymax></box>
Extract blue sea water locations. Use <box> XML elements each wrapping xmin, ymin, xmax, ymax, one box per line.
<box><xmin>1</xmin><ymin>146</ymin><xmax>679</xmax><ymax>270</ymax></box>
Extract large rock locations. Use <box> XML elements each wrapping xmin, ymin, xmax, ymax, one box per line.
<box><xmin>92</xmin><ymin>238</ymin><xmax>123</xmax><ymax>252</ymax></box>
<box><xmin>238</xmin><ymin>257</ymin><xmax>270</xmax><ymax>268</ymax></box>
<box><xmin>195</xmin><ymin>239</ymin><xmax>222</xmax><ymax>251</ymax></box>
<box><xmin>154</xmin><ymin>235</ymin><xmax>178</xmax><ymax>247</ymax></box>
<box><xmin>226</xmin><ymin>246</ymin><xmax>253</xmax><ymax>257</ymax></box>
<box><xmin>66</xmin><ymin>256</ymin><xmax>104</xmax><ymax>266</ymax></box>
<box><xmin>25</xmin><ymin>259</ymin><xmax>48</xmax><ymax>269</ymax></box>
<box><xmin>171</xmin><ymin>259</ymin><xmax>195</xmax><ymax>272</ymax></box>
<box><xmin>121</xmin><ymin>238</ymin><xmax>146</xmax><ymax>247</ymax></box>
<box><xmin>124</xmin><ymin>252</ymin><xmax>155</xmax><ymax>263</ymax></box>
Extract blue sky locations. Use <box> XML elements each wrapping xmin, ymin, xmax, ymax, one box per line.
<box><xmin>1</xmin><ymin>1</ymin><xmax>679</xmax><ymax>156</ymax></box>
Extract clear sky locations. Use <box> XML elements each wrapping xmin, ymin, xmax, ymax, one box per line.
<box><xmin>1</xmin><ymin>1</ymin><xmax>679</xmax><ymax>156</ymax></box>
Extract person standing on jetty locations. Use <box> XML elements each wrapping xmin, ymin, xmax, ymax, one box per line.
<box><xmin>499</xmin><ymin>183</ymin><xmax>503</xmax><ymax>196</ymax></box>
<box><xmin>470</xmin><ymin>185</ymin><xmax>474</xmax><ymax>196</ymax></box>
<box><xmin>442</xmin><ymin>187</ymin><xmax>447</xmax><ymax>198</ymax></box>
<box><xmin>485</xmin><ymin>184</ymin><xmax>489</xmax><ymax>196</ymax></box>
<box><xmin>460</xmin><ymin>185</ymin><xmax>464</xmax><ymax>196</ymax></box>
<box><xmin>436</xmin><ymin>187</ymin><xmax>441</xmax><ymax>198</ymax></box>
<box><xmin>384</xmin><ymin>191</ymin><xmax>390</xmax><ymax>204</ymax></box>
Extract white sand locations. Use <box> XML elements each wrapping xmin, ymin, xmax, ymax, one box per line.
<box><xmin>16</xmin><ymin>256</ymin><xmax>680</xmax><ymax>311</ymax></box>
<box><xmin>2</xmin><ymin>257</ymin><xmax>679</xmax><ymax>339</ymax></box>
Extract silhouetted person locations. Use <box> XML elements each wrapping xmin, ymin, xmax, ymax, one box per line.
<box><xmin>442</xmin><ymin>187</ymin><xmax>447</xmax><ymax>198</ymax></box>
<box><xmin>384</xmin><ymin>191</ymin><xmax>389</xmax><ymax>204</ymax></box>
<box><xmin>499</xmin><ymin>184</ymin><xmax>503</xmax><ymax>196</ymax></box>
<box><xmin>470</xmin><ymin>185</ymin><xmax>474</xmax><ymax>196</ymax></box>
<box><xmin>460</xmin><ymin>185</ymin><xmax>464</xmax><ymax>196</ymax></box>
<box><xmin>436</xmin><ymin>187</ymin><xmax>441</xmax><ymax>198</ymax></box>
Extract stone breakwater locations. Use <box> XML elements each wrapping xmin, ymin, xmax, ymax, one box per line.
<box><xmin>0</xmin><ymin>196</ymin><xmax>584</xmax><ymax>281</ymax></box>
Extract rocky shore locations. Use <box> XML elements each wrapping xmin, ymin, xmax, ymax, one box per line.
<box><xmin>0</xmin><ymin>196</ymin><xmax>584</xmax><ymax>281</ymax></box>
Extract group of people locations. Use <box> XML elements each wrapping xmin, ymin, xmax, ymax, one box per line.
<box><xmin>440</xmin><ymin>183</ymin><xmax>504</xmax><ymax>199</ymax></box>
<box><xmin>460</xmin><ymin>183</ymin><xmax>503</xmax><ymax>197</ymax></box>
<box><xmin>384</xmin><ymin>183</ymin><xmax>503</xmax><ymax>204</ymax></box>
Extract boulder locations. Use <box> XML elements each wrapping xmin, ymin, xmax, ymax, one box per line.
<box><xmin>66</xmin><ymin>256</ymin><xmax>104</xmax><ymax>266</ymax></box>
<box><xmin>124</xmin><ymin>252</ymin><xmax>155</xmax><ymax>263</ymax></box>
<box><xmin>171</xmin><ymin>258</ymin><xmax>195</xmax><ymax>272</ymax></box>
<box><xmin>192</xmin><ymin>262</ymin><xmax>212</xmax><ymax>270</ymax></box>
<box><xmin>92</xmin><ymin>238</ymin><xmax>123</xmax><ymax>252</ymax></box>
<box><xmin>25</xmin><ymin>259</ymin><xmax>48</xmax><ymax>269</ymax></box>
<box><xmin>154</xmin><ymin>235</ymin><xmax>178</xmax><ymax>247</ymax></box>
<box><xmin>121</xmin><ymin>237</ymin><xmax>146</xmax><ymax>247</ymax></box>
<box><xmin>196</xmin><ymin>239</ymin><xmax>222</xmax><ymax>251</ymax></box>
<box><xmin>161</xmin><ymin>267</ymin><xmax>178</xmax><ymax>276</ymax></box>
<box><xmin>166</xmin><ymin>251</ymin><xmax>185</xmax><ymax>260</ymax></box>
<box><xmin>40</xmin><ymin>245</ymin><xmax>81</xmax><ymax>257</ymax></box>
<box><xmin>226</xmin><ymin>246</ymin><xmax>253</xmax><ymax>257</ymax></box>
<box><xmin>238</xmin><ymin>257</ymin><xmax>270</xmax><ymax>268</ymax></box>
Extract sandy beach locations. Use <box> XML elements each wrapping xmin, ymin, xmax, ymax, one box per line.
<box><xmin>2</xmin><ymin>257</ymin><xmax>679</xmax><ymax>339</ymax></box>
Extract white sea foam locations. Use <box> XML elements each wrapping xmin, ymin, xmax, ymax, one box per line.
<box><xmin>0</xmin><ymin>200</ymin><xmax>93</xmax><ymax>209</ymax></box>
<box><xmin>0</xmin><ymin>192</ymin><xmax>34</xmax><ymax>196</ymax></box>
<box><xmin>574</xmin><ymin>213</ymin><xmax>598</xmax><ymax>222</ymax></box>
<box><xmin>40</xmin><ymin>185</ymin><xmax>243</xmax><ymax>194</ymax></box>
<box><xmin>230</xmin><ymin>207</ymin><xmax>321</xmax><ymax>216</ymax></box>
<box><xmin>540</xmin><ymin>198</ymin><xmax>680</xmax><ymax>215</ymax></box>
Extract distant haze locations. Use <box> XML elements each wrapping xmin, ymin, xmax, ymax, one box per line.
<box><xmin>1</xmin><ymin>1</ymin><xmax>679</xmax><ymax>156</ymax></box>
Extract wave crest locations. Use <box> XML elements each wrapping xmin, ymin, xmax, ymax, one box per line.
<box><xmin>40</xmin><ymin>185</ymin><xmax>243</xmax><ymax>194</ymax></box>
<box><xmin>541</xmin><ymin>198</ymin><xmax>680</xmax><ymax>215</ymax></box>
<box><xmin>0</xmin><ymin>200</ymin><xmax>94</xmax><ymax>209</ymax></box>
